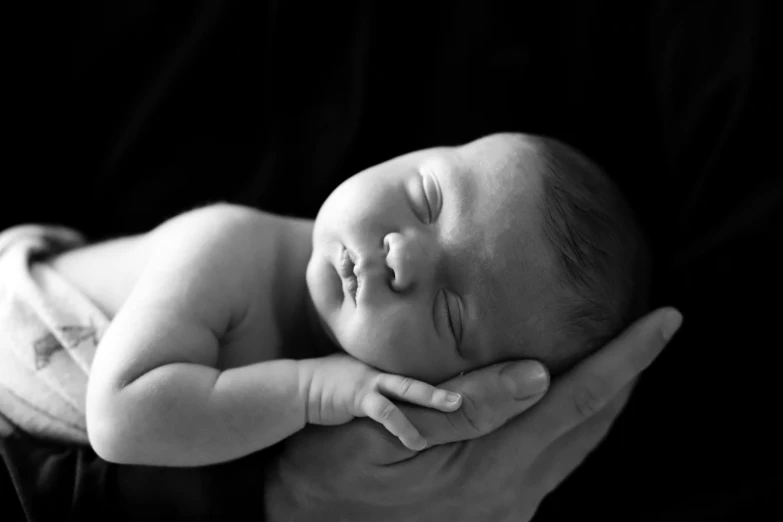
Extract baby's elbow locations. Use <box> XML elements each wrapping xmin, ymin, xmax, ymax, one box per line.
<box><xmin>86</xmin><ymin>392</ymin><xmax>138</xmax><ymax>464</ymax></box>
<box><xmin>86</xmin><ymin>417</ymin><xmax>128</xmax><ymax>463</ymax></box>
<box><xmin>87</xmin><ymin>422</ymin><xmax>126</xmax><ymax>463</ymax></box>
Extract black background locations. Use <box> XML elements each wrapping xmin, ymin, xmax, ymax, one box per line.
<box><xmin>3</xmin><ymin>1</ymin><xmax>780</xmax><ymax>520</ymax></box>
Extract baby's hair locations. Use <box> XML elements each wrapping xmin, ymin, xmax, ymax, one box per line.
<box><xmin>530</xmin><ymin>135</ymin><xmax>652</xmax><ymax>363</ymax></box>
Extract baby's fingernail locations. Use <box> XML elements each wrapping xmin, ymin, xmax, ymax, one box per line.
<box><xmin>445</xmin><ymin>392</ymin><xmax>462</xmax><ymax>405</ymax></box>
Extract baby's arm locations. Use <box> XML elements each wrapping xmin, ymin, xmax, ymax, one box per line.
<box><xmin>81</xmin><ymin>204</ymin><xmax>461</xmax><ymax>466</ymax></box>
<box><xmin>85</xmin><ymin>205</ymin><xmax>310</xmax><ymax>466</ymax></box>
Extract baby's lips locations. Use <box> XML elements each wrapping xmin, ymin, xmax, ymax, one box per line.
<box><xmin>337</xmin><ymin>245</ymin><xmax>355</xmax><ymax>279</ymax></box>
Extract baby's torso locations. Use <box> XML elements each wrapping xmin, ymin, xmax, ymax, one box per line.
<box><xmin>214</xmin><ymin>211</ymin><xmax>316</xmax><ymax>369</ymax></box>
<box><xmin>216</xmin><ymin>284</ymin><xmax>283</xmax><ymax>369</ymax></box>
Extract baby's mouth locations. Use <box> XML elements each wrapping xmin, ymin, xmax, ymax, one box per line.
<box><xmin>337</xmin><ymin>246</ymin><xmax>359</xmax><ymax>302</ymax></box>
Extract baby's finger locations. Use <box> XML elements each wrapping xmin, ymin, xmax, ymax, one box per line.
<box><xmin>376</xmin><ymin>374</ymin><xmax>462</xmax><ymax>412</ymax></box>
<box><xmin>361</xmin><ymin>393</ymin><xmax>427</xmax><ymax>451</ymax></box>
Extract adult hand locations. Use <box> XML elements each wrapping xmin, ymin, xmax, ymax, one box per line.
<box><xmin>264</xmin><ymin>307</ymin><xmax>683</xmax><ymax>522</ymax></box>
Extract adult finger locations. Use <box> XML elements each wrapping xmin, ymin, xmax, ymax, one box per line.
<box><xmin>376</xmin><ymin>374</ymin><xmax>462</xmax><ymax>412</ymax></box>
<box><xmin>400</xmin><ymin>360</ymin><xmax>550</xmax><ymax>447</ymax></box>
<box><xmin>532</xmin><ymin>379</ymin><xmax>636</xmax><ymax>496</ymax></box>
<box><xmin>524</xmin><ymin>307</ymin><xmax>682</xmax><ymax>451</ymax></box>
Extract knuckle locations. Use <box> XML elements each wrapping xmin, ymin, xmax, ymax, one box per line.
<box><xmin>359</xmin><ymin>391</ymin><xmax>378</xmax><ymax>415</ymax></box>
<box><xmin>398</xmin><ymin>377</ymin><xmax>415</xmax><ymax>396</ymax></box>
<box><xmin>378</xmin><ymin>402</ymin><xmax>398</xmax><ymax>422</ymax></box>
<box><xmin>572</xmin><ymin>373</ymin><xmax>611</xmax><ymax>420</ymax></box>
<box><xmin>459</xmin><ymin>393</ymin><xmax>497</xmax><ymax>434</ymax></box>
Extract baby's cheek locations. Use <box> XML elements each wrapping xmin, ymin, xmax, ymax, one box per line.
<box><xmin>343</xmin><ymin>310</ymin><xmax>457</xmax><ymax>382</ymax></box>
<box><xmin>338</xmin><ymin>314</ymin><xmax>395</xmax><ymax>365</ymax></box>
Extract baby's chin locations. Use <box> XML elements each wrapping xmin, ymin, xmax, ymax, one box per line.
<box><xmin>303</xmin><ymin>274</ymin><xmax>345</xmax><ymax>357</ymax></box>
<box><xmin>314</xmin><ymin>312</ymin><xmax>351</xmax><ymax>358</ymax></box>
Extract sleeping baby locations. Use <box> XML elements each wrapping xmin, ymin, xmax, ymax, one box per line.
<box><xmin>5</xmin><ymin>132</ymin><xmax>650</xmax><ymax>466</ymax></box>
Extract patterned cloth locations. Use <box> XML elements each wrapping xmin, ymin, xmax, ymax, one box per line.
<box><xmin>0</xmin><ymin>226</ymin><xmax>109</xmax><ymax>444</ymax></box>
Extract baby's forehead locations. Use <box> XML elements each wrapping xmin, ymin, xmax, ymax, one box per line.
<box><xmin>461</xmin><ymin>134</ymin><xmax>545</xmax><ymax>232</ymax></box>
<box><xmin>459</xmin><ymin>133</ymin><xmax>543</xmax><ymax>198</ymax></box>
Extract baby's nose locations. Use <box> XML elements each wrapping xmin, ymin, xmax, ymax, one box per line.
<box><xmin>383</xmin><ymin>232</ymin><xmax>432</xmax><ymax>292</ymax></box>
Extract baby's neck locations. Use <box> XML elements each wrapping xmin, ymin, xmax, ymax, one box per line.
<box><xmin>275</xmin><ymin>216</ymin><xmax>340</xmax><ymax>361</ymax></box>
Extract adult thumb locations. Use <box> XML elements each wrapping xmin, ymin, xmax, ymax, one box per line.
<box><xmin>405</xmin><ymin>360</ymin><xmax>550</xmax><ymax>446</ymax></box>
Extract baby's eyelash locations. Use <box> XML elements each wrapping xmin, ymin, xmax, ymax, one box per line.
<box><xmin>420</xmin><ymin>174</ymin><xmax>433</xmax><ymax>223</ymax></box>
<box><xmin>443</xmin><ymin>291</ymin><xmax>456</xmax><ymax>337</ymax></box>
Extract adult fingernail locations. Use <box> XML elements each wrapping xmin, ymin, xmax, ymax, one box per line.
<box><xmin>662</xmin><ymin>309</ymin><xmax>683</xmax><ymax>341</ymax></box>
<box><xmin>412</xmin><ymin>437</ymin><xmax>427</xmax><ymax>451</ymax></box>
<box><xmin>500</xmin><ymin>362</ymin><xmax>549</xmax><ymax>398</ymax></box>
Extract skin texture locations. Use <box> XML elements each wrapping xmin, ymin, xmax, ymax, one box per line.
<box><xmin>307</xmin><ymin>133</ymin><xmax>569</xmax><ymax>384</ymax></box>
<box><xmin>265</xmin><ymin>307</ymin><xmax>683</xmax><ymax>522</ymax></box>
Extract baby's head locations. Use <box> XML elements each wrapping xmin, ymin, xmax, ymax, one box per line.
<box><xmin>307</xmin><ymin>133</ymin><xmax>650</xmax><ymax>383</ymax></box>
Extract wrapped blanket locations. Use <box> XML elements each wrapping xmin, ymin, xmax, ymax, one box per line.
<box><xmin>0</xmin><ymin>226</ymin><xmax>109</xmax><ymax>444</ymax></box>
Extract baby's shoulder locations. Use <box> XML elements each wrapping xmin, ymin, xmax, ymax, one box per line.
<box><xmin>165</xmin><ymin>203</ymin><xmax>273</xmax><ymax>235</ymax></box>
<box><xmin>152</xmin><ymin>203</ymin><xmax>283</xmax><ymax>258</ymax></box>
<box><xmin>142</xmin><ymin>204</ymin><xmax>285</xmax><ymax>331</ymax></box>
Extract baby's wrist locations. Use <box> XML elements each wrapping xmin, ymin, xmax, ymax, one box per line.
<box><xmin>296</xmin><ymin>358</ymin><xmax>321</xmax><ymax>424</ymax></box>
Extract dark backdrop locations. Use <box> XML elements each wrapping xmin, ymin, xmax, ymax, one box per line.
<box><xmin>4</xmin><ymin>1</ymin><xmax>780</xmax><ymax>520</ymax></box>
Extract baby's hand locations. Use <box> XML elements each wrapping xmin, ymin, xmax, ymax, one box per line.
<box><xmin>303</xmin><ymin>353</ymin><xmax>462</xmax><ymax>451</ymax></box>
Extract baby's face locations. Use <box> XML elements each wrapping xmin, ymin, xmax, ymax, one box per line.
<box><xmin>307</xmin><ymin>133</ymin><xmax>562</xmax><ymax>383</ymax></box>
